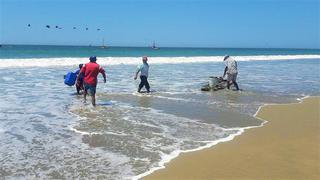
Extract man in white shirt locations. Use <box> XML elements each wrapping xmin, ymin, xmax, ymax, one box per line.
<box><xmin>223</xmin><ymin>55</ymin><xmax>240</xmax><ymax>91</ymax></box>
<box><xmin>134</xmin><ymin>56</ymin><xmax>150</xmax><ymax>93</ymax></box>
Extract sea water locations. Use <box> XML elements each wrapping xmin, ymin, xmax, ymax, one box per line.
<box><xmin>0</xmin><ymin>45</ymin><xmax>319</xmax><ymax>179</ymax></box>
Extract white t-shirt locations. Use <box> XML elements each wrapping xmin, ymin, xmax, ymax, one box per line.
<box><xmin>225</xmin><ymin>57</ymin><xmax>238</xmax><ymax>74</ymax></box>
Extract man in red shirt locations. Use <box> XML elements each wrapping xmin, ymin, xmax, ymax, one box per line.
<box><xmin>77</xmin><ymin>56</ymin><xmax>106</xmax><ymax>106</ymax></box>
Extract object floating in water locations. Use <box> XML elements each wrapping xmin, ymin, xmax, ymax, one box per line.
<box><xmin>201</xmin><ymin>77</ymin><xmax>227</xmax><ymax>91</ymax></box>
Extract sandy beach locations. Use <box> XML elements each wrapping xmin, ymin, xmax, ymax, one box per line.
<box><xmin>144</xmin><ymin>97</ymin><xmax>320</xmax><ymax>180</ymax></box>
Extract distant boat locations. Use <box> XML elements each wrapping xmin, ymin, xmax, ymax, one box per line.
<box><xmin>152</xmin><ymin>41</ymin><xmax>159</xmax><ymax>50</ymax></box>
<box><xmin>101</xmin><ymin>38</ymin><xmax>107</xmax><ymax>49</ymax></box>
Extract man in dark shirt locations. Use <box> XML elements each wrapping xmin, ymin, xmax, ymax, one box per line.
<box><xmin>75</xmin><ymin>64</ymin><xmax>84</xmax><ymax>95</ymax></box>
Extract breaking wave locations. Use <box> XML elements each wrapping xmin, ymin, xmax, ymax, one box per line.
<box><xmin>0</xmin><ymin>55</ymin><xmax>319</xmax><ymax>68</ymax></box>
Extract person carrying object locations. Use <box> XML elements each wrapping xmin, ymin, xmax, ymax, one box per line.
<box><xmin>222</xmin><ymin>55</ymin><xmax>240</xmax><ymax>91</ymax></box>
<box><xmin>75</xmin><ymin>64</ymin><xmax>84</xmax><ymax>95</ymax></box>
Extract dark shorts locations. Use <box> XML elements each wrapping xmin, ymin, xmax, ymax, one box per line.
<box><xmin>227</xmin><ymin>73</ymin><xmax>237</xmax><ymax>82</ymax></box>
<box><xmin>84</xmin><ymin>83</ymin><xmax>96</xmax><ymax>95</ymax></box>
<box><xmin>76</xmin><ymin>80</ymin><xmax>84</xmax><ymax>90</ymax></box>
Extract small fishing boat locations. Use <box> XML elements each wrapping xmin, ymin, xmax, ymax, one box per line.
<box><xmin>101</xmin><ymin>38</ymin><xmax>107</xmax><ymax>49</ymax></box>
<box><xmin>152</xmin><ymin>41</ymin><xmax>159</xmax><ymax>50</ymax></box>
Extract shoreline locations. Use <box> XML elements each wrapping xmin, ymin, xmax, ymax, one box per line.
<box><xmin>133</xmin><ymin>98</ymin><xmax>273</xmax><ymax>180</ymax></box>
<box><xmin>141</xmin><ymin>96</ymin><xmax>320</xmax><ymax>179</ymax></box>
<box><xmin>133</xmin><ymin>96</ymin><xmax>296</xmax><ymax>180</ymax></box>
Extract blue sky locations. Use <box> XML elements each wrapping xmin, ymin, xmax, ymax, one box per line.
<box><xmin>0</xmin><ymin>0</ymin><xmax>319</xmax><ymax>48</ymax></box>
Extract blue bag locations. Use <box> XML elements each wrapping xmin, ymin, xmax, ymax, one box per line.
<box><xmin>64</xmin><ymin>72</ymin><xmax>77</xmax><ymax>86</ymax></box>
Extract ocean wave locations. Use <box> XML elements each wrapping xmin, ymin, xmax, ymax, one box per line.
<box><xmin>0</xmin><ymin>55</ymin><xmax>319</xmax><ymax>68</ymax></box>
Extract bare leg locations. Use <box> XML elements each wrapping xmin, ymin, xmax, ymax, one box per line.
<box><xmin>84</xmin><ymin>90</ymin><xmax>87</xmax><ymax>103</ymax></box>
<box><xmin>76</xmin><ymin>86</ymin><xmax>80</xmax><ymax>95</ymax></box>
<box><xmin>76</xmin><ymin>84</ymin><xmax>83</xmax><ymax>95</ymax></box>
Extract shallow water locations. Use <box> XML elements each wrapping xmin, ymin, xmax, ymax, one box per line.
<box><xmin>0</xmin><ymin>58</ymin><xmax>319</xmax><ymax>179</ymax></box>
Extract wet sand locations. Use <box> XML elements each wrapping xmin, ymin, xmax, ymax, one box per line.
<box><xmin>144</xmin><ymin>97</ymin><xmax>320</xmax><ymax>179</ymax></box>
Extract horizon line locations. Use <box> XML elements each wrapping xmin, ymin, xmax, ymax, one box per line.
<box><xmin>1</xmin><ymin>43</ymin><xmax>320</xmax><ymax>50</ymax></box>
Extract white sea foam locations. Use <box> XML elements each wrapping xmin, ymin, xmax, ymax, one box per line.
<box><xmin>69</xmin><ymin>126</ymin><xmax>103</xmax><ymax>135</ymax></box>
<box><xmin>132</xmin><ymin>123</ymin><xmax>264</xmax><ymax>180</ymax></box>
<box><xmin>69</xmin><ymin>126</ymin><xmax>129</xmax><ymax>136</ymax></box>
<box><xmin>0</xmin><ymin>55</ymin><xmax>319</xmax><ymax>68</ymax></box>
<box><xmin>150</xmin><ymin>95</ymin><xmax>197</xmax><ymax>102</ymax></box>
<box><xmin>2</xmin><ymin>77</ymin><xmax>16</xmax><ymax>81</ymax></box>
<box><xmin>133</xmin><ymin>96</ymin><xmax>315</xmax><ymax>180</ymax></box>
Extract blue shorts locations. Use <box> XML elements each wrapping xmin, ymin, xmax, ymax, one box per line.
<box><xmin>84</xmin><ymin>83</ymin><xmax>96</xmax><ymax>95</ymax></box>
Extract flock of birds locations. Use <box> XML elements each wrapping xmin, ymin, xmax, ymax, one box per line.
<box><xmin>22</xmin><ymin>24</ymin><xmax>159</xmax><ymax>49</ymax></box>
<box><xmin>27</xmin><ymin>24</ymin><xmax>102</xmax><ymax>31</ymax></box>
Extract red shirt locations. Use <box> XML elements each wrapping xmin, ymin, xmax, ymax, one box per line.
<box><xmin>80</xmin><ymin>62</ymin><xmax>106</xmax><ymax>86</ymax></box>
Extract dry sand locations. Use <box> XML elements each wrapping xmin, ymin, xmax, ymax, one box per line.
<box><xmin>144</xmin><ymin>97</ymin><xmax>320</xmax><ymax>180</ymax></box>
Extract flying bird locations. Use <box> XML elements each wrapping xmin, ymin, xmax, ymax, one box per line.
<box><xmin>46</xmin><ymin>25</ymin><xmax>50</xmax><ymax>28</ymax></box>
<box><xmin>27</xmin><ymin>24</ymin><xmax>31</xmax><ymax>27</ymax></box>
